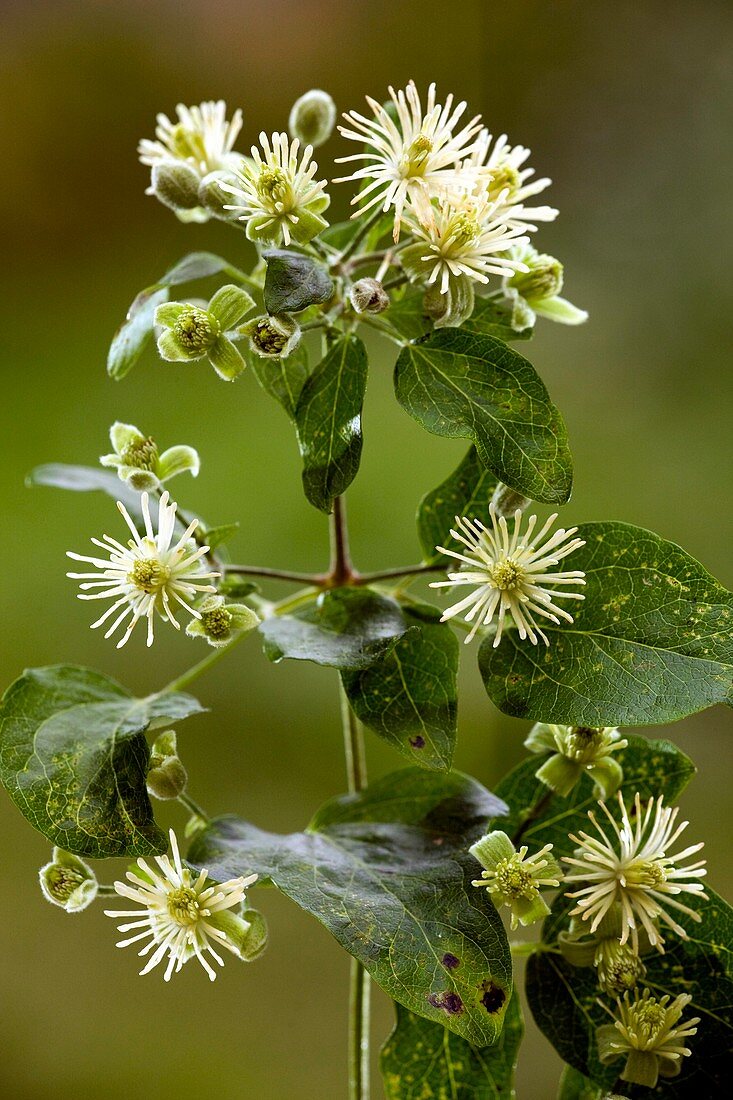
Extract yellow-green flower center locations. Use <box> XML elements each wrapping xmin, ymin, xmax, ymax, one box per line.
<box><xmin>627</xmin><ymin>860</ymin><xmax>667</xmax><ymax>889</ymax></box>
<box><xmin>404</xmin><ymin>133</ymin><xmax>433</xmax><ymax>176</ymax></box>
<box><xmin>169</xmin><ymin>123</ymin><xmax>207</xmax><ymax>164</ymax></box>
<box><xmin>251</xmin><ymin>320</ymin><xmax>288</xmax><ymax>356</ymax></box>
<box><xmin>628</xmin><ymin>1000</ymin><xmax>667</xmax><ymax>1046</ymax></box>
<box><xmin>447</xmin><ymin>212</ymin><xmax>480</xmax><ymax>248</ymax></box>
<box><xmin>488</xmin><ymin>163</ymin><xmax>520</xmax><ymax>198</ymax></box>
<box><xmin>129</xmin><ymin>558</ymin><xmax>171</xmax><ymax>594</ymax></box>
<box><xmin>167</xmin><ymin>885</ymin><xmax>201</xmax><ymax>927</ymax></box>
<box><xmin>489</xmin><ymin>559</ymin><xmax>524</xmax><ymax>590</ymax></box>
<box><xmin>596</xmin><ymin>939</ymin><xmax>645</xmax><ymax>994</ymax></box>
<box><xmin>257</xmin><ymin>166</ymin><xmax>290</xmax><ymax>206</ymax></box>
<box><xmin>512</xmin><ymin>256</ymin><xmax>564</xmax><ymax>302</ymax></box>
<box><xmin>174</xmin><ymin>307</ymin><xmax>220</xmax><ymax>352</ymax></box>
<box><xmin>46</xmin><ymin>866</ymin><xmax>84</xmax><ymax>902</ymax></box>
<box><xmin>201</xmin><ymin>606</ymin><xmax>233</xmax><ymax>639</ymax></box>
<box><xmin>121</xmin><ymin>436</ymin><xmax>159</xmax><ymax>471</ymax></box>
<box><xmin>494</xmin><ymin>855</ymin><xmax>537</xmax><ymax>900</ymax></box>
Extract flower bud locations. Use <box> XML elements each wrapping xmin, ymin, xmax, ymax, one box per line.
<box><xmin>424</xmin><ymin>275</ymin><xmax>474</xmax><ymax>329</ymax></box>
<box><xmin>198</xmin><ymin>169</ymin><xmax>243</xmax><ymax>219</ymax></box>
<box><xmin>239</xmin><ymin>314</ymin><xmax>301</xmax><ymax>359</ymax></box>
<box><xmin>39</xmin><ymin>848</ymin><xmax>98</xmax><ymax>913</ymax></box>
<box><xmin>288</xmin><ymin>89</ymin><xmax>337</xmax><ymax>148</ymax></box>
<box><xmin>349</xmin><ymin>278</ymin><xmax>390</xmax><ymax>315</ymax></box>
<box><xmin>510</xmin><ymin>254</ymin><xmax>564</xmax><ymax>303</ymax></box>
<box><xmin>150</xmin><ymin>161</ymin><xmax>202</xmax><ymax>212</ymax></box>
<box><xmin>146</xmin><ymin>730</ymin><xmax>188</xmax><ymax>800</ymax></box>
<box><xmin>491</xmin><ymin>482</ymin><xmax>531</xmax><ymax>518</ymax></box>
<box><xmin>595</xmin><ymin>937</ymin><xmax>647</xmax><ymax>996</ymax></box>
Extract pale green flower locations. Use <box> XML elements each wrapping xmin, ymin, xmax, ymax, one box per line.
<box><xmin>146</xmin><ymin>730</ymin><xmax>188</xmax><ymax>801</ymax></box>
<box><xmin>525</xmin><ymin>723</ymin><xmax>628</xmax><ymax>799</ymax></box>
<box><xmin>100</xmin><ymin>421</ymin><xmax>199</xmax><ymax>493</ymax></box>
<box><xmin>39</xmin><ymin>848</ymin><xmax>98</xmax><ymax>913</ymax></box>
<box><xmin>558</xmin><ymin>904</ymin><xmax>649</xmax><ymax>995</ymax></box>
<box><xmin>470</xmin><ymin>830</ymin><xmax>561</xmax><ymax>929</ymax></box>
<box><xmin>503</xmin><ymin>243</ymin><xmax>587</xmax><ymax>331</ymax></box>
<box><xmin>186</xmin><ymin>594</ymin><xmax>260</xmax><ymax>648</ymax></box>
<box><xmin>597</xmin><ymin>988</ymin><xmax>700</xmax><ymax>1088</ymax></box>
<box><xmin>239</xmin><ymin>314</ymin><xmax>301</xmax><ymax>359</ymax></box>
<box><xmin>155</xmin><ymin>284</ymin><xmax>255</xmax><ymax>381</ymax></box>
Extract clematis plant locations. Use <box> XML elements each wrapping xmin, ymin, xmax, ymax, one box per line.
<box><xmin>2</xmin><ymin>81</ymin><xmax>731</xmax><ymax>1100</ymax></box>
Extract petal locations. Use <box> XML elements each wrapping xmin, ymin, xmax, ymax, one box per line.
<box><xmin>209</xmin><ymin>337</ymin><xmax>247</xmax><ymax>381</ymax></box>
<box><xmin>207</xmin><ymin>284</ymin><xmax>256</xmax><ymax>329</ymax></box>
<box><xmin>158</xmin><ymin>445</ymin><xmax>201</xmax><ymax>481</ymax></box>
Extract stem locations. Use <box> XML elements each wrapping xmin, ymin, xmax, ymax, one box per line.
<box><xmin>329</xmin><ymin>496</ymin><xmax>355</xmax><ymax>585</ymax></box>
<box><xmin>381</xmin><ymin>273</ymin><xmax>409</xmax><ymax>292</ymax></box>
<box><xmin>160</xmin><ymin>630</ymin><xmax>248</xmax><ymax>695</ymax></box>
<box><xmin>178</xmin><ymin>790</ymin><xmax>210</xmax><ymax>823</ymax></box>
<box><xmin>511</xmin><ymin>788</ymin><xmax>555</xmax><ymax>847</ymax></box>
<box><xmin>337</xmin><ymin>208</ymin><xmax>385</xmax><ymax>265</ymax></box>
<box><xmin>354</xmin><ymin>562</ymin><xmax>445</xmax><ymax>585</ymax></box>
<box><xmin>225</xmin><ymin>563</ymin><xmax>325</xmax><ymax>585</ymax></box>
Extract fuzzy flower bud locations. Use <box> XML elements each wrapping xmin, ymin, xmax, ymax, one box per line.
<box><xmin>186</xmin><ymin>594</ymin><xmax>260</xmax><ymax>648</ymax></box>
<box><xmin>240</xmin><ymin>314</ymin><xmax>301</xmax><ymax>359</ymax></box>
<box><xmin>39</xmin><ymin>848</ymin><xmax>98</xmax><ymax>913</ymax></box>
<box><xmin>490</xmin><ymin>482</ymin><xmax>531</xmax><ymax>519</ymax></box>
<box><xmin>289</xmin><ymin>89</ymin><xmax>337</xmax><ymax>148</ymax></box>
<box><xmin>349</xmin><ymin>277</ymin><xmax>390</xmax><ymax>315</ymax></box>
<box><xmin>559</xmin><ymin>905</ymin><xmax>650</xmax><ymax>996</ymax></box>
<box><xmin>150</xmin><ymin>161</ymin><xmax>202</xmax><ymax>212</ymax></box>
<box><xmin>525</xmin><ymin>723</ymin><xmax>628</xmax><ymax>799</ymax></box>
<box><xmin>146</xmin><ymin>730</ymin><xmax>188</xmax><ymax>800</ymax></box>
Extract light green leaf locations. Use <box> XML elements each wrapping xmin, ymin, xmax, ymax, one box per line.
<box><xmin>107</xmin><ymin>286</ymin><xmax>169</xmax><ymax>380</ymax></box>
<box><xmin>295</xmin><ymin>335</ymin><xmax>368</xmax><ymax>513</ymax></box>
<box><xmin>260</xmin><ymin>587</ymin><xmax>408</xmax><ymax>669</ymax></box>
<box><xmin>417</xmin><ymin>446</ymin><xmax>498</xmax><ymax>566</ymax></box>
<box><xmin>262</xmin><ymin>249</ymin><xmax>334</xmax><ymax>314</ymax></box>
<box><xmin>380</xmin><ymin>991</ymin><xmax>523</xmax><ymax>1100</ymax></box>
<box><xmin>527</xmin><ymin>888</ymin><xmax>733</xmax><ymax>1097</ymax></box>
<box><xmin>479</xmin><ymin>521</ymin><xmax>733</xmax><ymax>726</ymax></box>
<box><xmin>556</xmin><ymin>1066</ymin><xmax>605</xmax><ymax>1100</ymax></box>
<box><xmin>0</xmin><ymin>665</ymin><xmax>203</xmax><ymax>858</ymax></box>
<box><xmin>341</xmin><ymin>602</ymin><xmax>458</xmax><ymax>770</ymax></box>
<box><xmin>250</xmin><ymin>344</ymin><xmax>311</xmax><ymax>420</ymax></box>
<box><xmin>394</xmin><ymin>329</ymin><xmax>572</xmax><ymax>504</ymax></box>
<box><xmin>189</xmin><ymin>768</ymin><xmax>512</xmax><ymax>1046</ymax></box>
<box><xmin>202</xmin><ymin>522</ymin><xmax>240</xmax><ymax>550</ymax></box>
<box><xmin>27</xmin><ymin>464</ymin><xmax>144</xmax><ymax>519</ymax></box>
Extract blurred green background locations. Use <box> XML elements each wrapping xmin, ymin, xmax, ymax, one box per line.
<box><xmin>1</xmin><ymin>1</ymin><xmax>731</xmax><ymax>1097</ymax></box>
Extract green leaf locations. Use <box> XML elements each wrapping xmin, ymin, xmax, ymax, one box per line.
<box><xmin>394</xmin><ymin>329</ymin><xmax>572</xmax><ymax>504</ymax></box>
<box><xmin>380</xmin><ymin>992</ymin><xmax>523</xmax><ymax>1100</ymax></box>
<box><xmin>489</xmin><ymin>734</ymin><xmax>695</xmax><ymax>860</ymax></box>
<box><xmin>556</xmin><ymin>1067</ymin><xmax>605</xmax><ymax>1100</ymax></box>
<box><xmin>527</xmin><ymin>888</ymin><xmax>733</xmax><ymax>1097</ymax></box>
<box><xmin>27</xmin><ymin>464</ymin><xmax>144</xmax><ymax>519</ymax></box>
<box><xmin>462</xmin><ymin>297</ymin><xmax>532</xmax><ymax>342</ymax></box>
<box><xmin>384</xmin><ymin>288</ymin><xmax>433</xmax><ymax>343</ymax></box>
<box><xmin>202</xmin><ymin>522</ymin><xmax>240</xmax><ymax>550</ymax></box>
<box><xmin>417</xmin><ymin>446</ymin><xmax>498</xmax><ymax>566</ymax></box>
<box><xmin>260</xmin><ymin>587</ymin><xmax>408</xmax><ymax>669</ymax></box>
<box><xmin>0</xmin><ymin>665</ymin><xmax>203</xmax><ymax>858</ymax></box>
<box><xmin>295</xmin><ymin>335</ymin><xmax>368</xmax><ymax>513</ymax></box>
<box><xmin>107</xmin><ymin>286</ymin><xmax>169</xmax><ymax>380</ymax></box>
<box><xmin>189</xmin><ymin>768</ymin><xmax>512</xmax><ymax>1046</ymax></box>
<box><xmin>107</xmin><ymin>252</ymin><xmax>251</xmax><ymax>380</ymax></box>
<box><xmin>341</xmin><ymin>602</ymin><xmax>458</xmax><ymax>771</ymax></box>
<box><xmin>217</xmin><ymin>577</ymin><xmax>259</xmax><ymax>599</ymax></box>
<box><xmin>250</xmin><ymin>344</ymin><xmax>311</xmax><ymax>420</ymax></box>
<box><xmin>262</xmin><ymin>249</ymin><xmax>334</xmax><ymax>314</ymax></box>
<box><xmin>479</xmin><ymin>521</ymin><xmax>733</xmax><ymax>726</ymax></box>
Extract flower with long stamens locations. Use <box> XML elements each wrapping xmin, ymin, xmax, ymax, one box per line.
<box><xmin>220</xmin><ymin>132</ymin><xmax>330</xmax><ymax>245</ymax></box>
<box><xmin>466</xmin><ymin>128</ymin><xmax>558</xmax><ymax>229</ymax></box>
<box><xmin>596</xmin><ymin>988</ymin><xmax>700</xmax><ymax>1088</ymax></box>
<box><xmin>105</xmin><ymin>829</ymin><xmax>258</xmax><ymax>981</ymax></box>
<box><xmin>400</xmin><ymin>192</ymin><xmax>529</xmax><ymax>295</ymax></box>
<box><xmin>430</xmin><ymin>504</ymin><xmax>586</xmax><ymax>645</ymax></box>
<box><xmin>66</xmin><ymin>491</ymin><xmax>219</xmax><ymax>649</ymax></box>
<box><xmin>470</xmin><ymin>830</ymin><xmax>562</xmax><ymax>929</ymax></box>
<box><xmin>138</xmin><ymin>100</ymin><xmax>244</xmax><ymax>178</ymax></box>
<box><xmin>563</xmin><ymin>793</ymin><xmax>708</xmax><ymax>952</ymax></box>
<box><xmin>335</xmin><ymin>81</ymin><xmax>485</xmax><ymax>241</ymax></box>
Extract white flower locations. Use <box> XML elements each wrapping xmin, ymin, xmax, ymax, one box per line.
<box><xmin>400</xmin><ymin>191</ymin><xmax>529</xmax><ymax>294</ymax></box>
<box><xmin>66</xmin><ymin>491</ymin><xmax>219</xmax><ymax>649</ymax></box>
<box><xmin>430</xmin><ymin>504</ymin><xmax>586</xmax><ymax>645</ymax></box>
<box><xmin>220</xmin><ymin>132</ymin><xmax>330</xmax><ymax>245</ymax></box>
<box><xmin>563</xmin><ymin>793</ymin><xmax>708</xmax><ymax>953</ymax></box>
<box><xmin>138</xmin><ymin>100</ymin><xmax>244</xmax><ymax>178</ymax></box>
<box><xmin>597</xmin><ymin>988</ymin><xmax>700</xmax><ymax>1088</ymax></box>
<box><xmin>105</xmin><ymin>829</ymin><xmax>257</xmax><ymax>981</ymax></box>
<box><xmin>467</xmin><ymin>129</ymin><xmax>558</xmax><ymax>229</ymax></box>
<box><xmin>335</xmin><ymin>81</ymin><xmax>485</xmax><ymax>241</ymax></box>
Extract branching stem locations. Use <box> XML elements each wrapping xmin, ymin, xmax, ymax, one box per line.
<box><xmin>511</xmin><ymin>788</ymin><xmax>555</xmax><ymax>847</ymax></box>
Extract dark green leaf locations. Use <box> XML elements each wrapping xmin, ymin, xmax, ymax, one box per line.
<box><xmin>394</xmin><ymin>329</ymin><xmax>572</xmax><ymax>504</ymax></box>
<box><xmin>527</xmin><ymin>889</ymin><xmax>733</xmax><ymax>1098</ymax></box>
<box><xmin>295</xmin><ymin>335</ymin><xmax>368</xmax><ymax>513</ymax></box>
<box><xmin>341</xmin><ymin>603</ymin><xmax>458</xmax><ymax>770</ymax></box>
<box><xmin>381</xmin><ymin>991</ymin><xmax>523</xmax><ymax>1099</ymax></box>
<box><xmin>479</xmin><ymin>522</ymin><xmax>733</xmax><ymax>726</ymax></box>
<box><xmin>217</xmin><ymin>577</ymin><xmax>260</xmax><ymax>598</ymax></box>
<box><xmin>263</xmin><ymin>249</ymin><xmax>334</xmax><ymax>314</ymax></box>
<box><xmin>557</xmin><ymin>1067</ymin><xmax>605</xmax><ymax>1100</ymax></box>
<box><xmin>27</xmin><ymin>464</ymin><xmax>144</xmax><ymax>519</ymax></box>
<box><xmin>107</xmin><ymin>286</ymin><xmax>168</xmax><ymax>380</ymax></box>
<box><xmin>250</xmin><ymin>344</ymin><xmax>311</xmax><ymax>420</ymax></box>
<box><xmin>260</xmin><ymin>587</ymin><xmax>407</xmax><ymax>669</ymax></box>
<box><xmin>417</xmin><ymin>446</ymin><xmax>498</xmax><ymax>566</ymax></box>
<box><xmin>490</xmin><ymin>734</ymin><xmax>695</xmax><ymax>860</ymax></box>
<box><xmin>0</xmin><ymin>665</ymin><xmax>203</xmax><ymax>858</ymax></box>
<box><xmin>462</xmin><ymin>298</ymin><xmax>532</xmax><ymax>342</ymax></box>
<box><xmin>189</xmin><ymin>768</ymin><xmax>512</xmax><ymax>1046</ymax></box>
